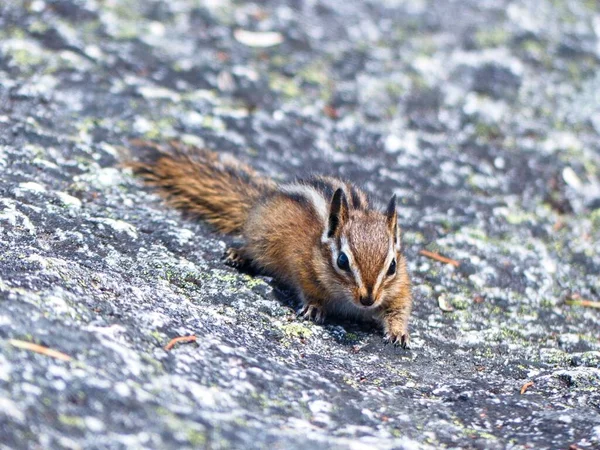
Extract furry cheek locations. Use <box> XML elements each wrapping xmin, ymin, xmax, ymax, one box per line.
<box><xmin>326</xmin><ymin>275</ymin><xmax>358</xmax><ymax>305</ymax></box>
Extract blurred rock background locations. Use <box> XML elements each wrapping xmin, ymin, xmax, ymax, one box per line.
<box><xmin>0</xmin><ymin>0</ymin><xmax>599</xmax><ymax>448</ymax></box>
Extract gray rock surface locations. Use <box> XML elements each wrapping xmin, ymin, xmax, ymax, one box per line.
<box><xmin>1</xmin><ymin>0</ymin><xmax>600</xmax><ymax>448</ymax></box>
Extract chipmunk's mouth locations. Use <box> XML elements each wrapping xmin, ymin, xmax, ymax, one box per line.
<box><xmin>354</xmin><ymin>298</ymin><xmax>382</xmax><ymax>310</ymax></box>
<box><xmin>359</xmin><ymin>295</ymin><xmax>375</xmax><ymax>307</ymax></box>
<box><xmin>355</xmin><ymin>292</ymin><xmax>383</xmax><ymax>310</ymax></box>
<box><xmin>360</xmin><ymin>303</ymin><xmax>380</xmax><ymax>311</ymax></box>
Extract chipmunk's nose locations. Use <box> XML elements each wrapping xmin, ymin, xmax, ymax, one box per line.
<box><xmin>359</xmin><ymin>295</ymin><xmax>374</xmax><ymax>306</ymax></box>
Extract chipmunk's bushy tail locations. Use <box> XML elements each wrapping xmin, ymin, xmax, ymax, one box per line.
<box><xmin>127</xmin><ymin>140</ymin><xmax>276</xmax><ymax>234</ymax></box>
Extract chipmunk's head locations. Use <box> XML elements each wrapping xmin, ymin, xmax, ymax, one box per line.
<box><xmin>323</xmin><ymin>188</ymin><xmax>403</xmax><ymax>310</ymax></box>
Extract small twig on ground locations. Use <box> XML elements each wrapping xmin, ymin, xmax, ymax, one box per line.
<box><xmin>565</xmin><ymin>297</ymin><xmax>600</xmax><ymax>310</ymax></box>
<box><xmin>520</xmin><ymin>381</ymin><xmax>534</xmax><ymax>395</ymax></box>
<box><xmin>164</xmin><ymin>335</ymin><xmax>197</xmax><ymax>351</ymax></box>
<box><xmin>9</xmin><ymin>339</ymin><xmax>72</xmax><ymax>362</ymax></box>
<box><xmin>419</xmin><ymin>250</ymin><xmax>460</xmax><ymax>267</ymax></box>
<box><xmin>129</xmin><ymin>138</ymin><xmax>160</xmax><ymax>148</ymax></box>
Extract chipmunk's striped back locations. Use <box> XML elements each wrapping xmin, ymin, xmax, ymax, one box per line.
<box><xmin>276</xmin><ymin>176</ymin><xmax>369</xmax><ymax>230</ymax></box>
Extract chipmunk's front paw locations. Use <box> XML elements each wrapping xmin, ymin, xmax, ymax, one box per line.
<box><xmin>383</xmin><ymin>317</ymin><xmax>410</xmax><ymax>349</ymax></box>
<box><xmin>384</xmin><ymin>331</ymin><xmax>410</xmax><ymax>349</ymax></box>
<box><xmin>298</xmin><ymin>304</ymin><xmax>326</xmax><ymax>324</ymax></box>
<box><xmin>224</xmin><ymin>247</ymin><xmax>247</xmax><ymax>268</ymax></box>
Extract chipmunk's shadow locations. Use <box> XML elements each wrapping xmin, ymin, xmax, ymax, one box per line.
<box><xmin>271</xmin><ymin>284</ymin><xmax>383</xmax><ymax>342</ymax></box>
<box><xmin>221</xmin><ymin>245</ymin><xmax>387</xmax><ymax>346</ymax></box>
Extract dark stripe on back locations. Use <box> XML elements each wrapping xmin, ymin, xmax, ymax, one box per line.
<box><xmin>348</xmin><ymin>184</ymin><xmax>365</xmax><ymax>209</ymax></box>
<box><xmin>306</xmin><ymin>177</ymin><xmax>336</xmax><ymax>201</ymax></box>
<box><xmin>282</xmin><ymin>191</ymin><xmax>312</xmax><ymax>209</ymax></box>
<box><xmin>305</xmin><ymin>177</ymin><xmax>368</xmax><ymax>210</ymax></box>
<box><xmin>278</xmin><ymin>189</ymin><xmax>324</xmax><ymax>224</ymax></box>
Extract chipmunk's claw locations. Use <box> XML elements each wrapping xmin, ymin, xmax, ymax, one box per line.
<box><xmin>400</xmin><ymin>333</ymin><xmax>410</xmax><ymax>349</ymax></box>
<box><xmin>224</xmin><ymin>248</ymin><xmax>246</xmax><ymax>268</ymax></box>
<box><xmin>384</xmin><ymin>332</ymin><xmax>410</xmax><ymax>349</ymax></box>
<box><xmin>298</xmin><ymin>304</ymin><xmax>325</xmax><ymax>324</ymax></box>
<box><xmin>383</xmin><ymin>313</ymin><xmax>410</xmax><ymax>349</ymax></box>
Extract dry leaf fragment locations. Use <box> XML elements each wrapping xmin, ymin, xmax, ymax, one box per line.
<box><xmin>234</xmin><ymin>29</ymin><xmax>284</xmax><ymax>48</ymax></box>
<box><xmin>520</xmin><ymin>381</ymin><xmax>534</xmax><ymax>394</ymax></box>
<box><xmin>9</xmin><ymin>339</ymin><xmax>72</xmax><ymax>362</ymax></box>
<box><xmin>565</xmin><ymin>297</ymin><xmax>600</xmax><ymax>310</ymax></box>
<box><xmin>164</xmin><ymin>335</ymin><xmax>197</xmax><ymax>351</ymax></box>
<box><xmin>419</xmin><ymin>250</ymin><xmax>460</xmax><ymax>267</ymax></box>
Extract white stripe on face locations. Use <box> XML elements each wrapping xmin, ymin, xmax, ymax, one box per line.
<box><xmin>395</xmin><ymin>225</ymin><xmax>402</xmax><ymax>251</ymax></box>
<box><xmin>329</xmin><ymin>236</ymin><xmax>365</xmax><ymax>291</ymax></box>
<box><xmin>372</xmin><ymin>237</ymin><xmax>396</xmax><ymax>297</ymax></box>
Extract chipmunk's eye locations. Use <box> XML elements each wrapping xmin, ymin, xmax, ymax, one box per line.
<box><xmin>387</xmin><ymin>259</ymin><xmax>396</xmax><ymax>276</ymax></box>
<box><xmin>337</xmin><ymin>252</ymin><xmax>351</xmax><ymax>272</ymax></box>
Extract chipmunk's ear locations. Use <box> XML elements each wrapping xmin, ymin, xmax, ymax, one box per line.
<box><xmin>385</xmin><ymin>194</ymin><xmax>400</xmax><ymax>248</ymax></box>
<box><xmin>328</xmin><ymin>188</ymin><xmax>349</xmax><ymax>238</ymax></box>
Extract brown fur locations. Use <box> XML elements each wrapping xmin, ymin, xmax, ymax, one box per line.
<box><xmin>346</xmin><ymin>211</ymin><xmax>389</xmax><ymax>292</ymax></box>
<box><xmin>127</xmin><ymin>141</ymin><xmax>275</xmax><ymax>234</ymax></box>
<box><xmin>128</xmin><ymin>142</ymin><xmax>412</xmax><ymax>347</ymax></box>
<box><xmin>381</xmin><ymin>254</ymin><xmax>412</xmax><ymax>340</ymax></box>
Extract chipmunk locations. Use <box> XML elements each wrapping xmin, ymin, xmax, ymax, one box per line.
<box><xmin>128</xmin><ymin>141</ymin><xmax>412</xmax><ymax>347</ymax></box>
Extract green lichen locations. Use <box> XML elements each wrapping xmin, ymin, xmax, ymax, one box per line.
<box><xmin>28</xmin><ymin>20</ymin><xmax>49</xmax><ymax>34</ymax></box>
<box><xmin>504</xmin><ymin>210</ymin><xmax>536</xmax><ymax>225</ymax></box>
<box><xmin>201</xmin><ymin>115</ymin><xmax>226</xmax><ymax>131</ymax></box>
<box><xmin>279</xmin><ymin>323</ymin><xmax>313</xmax><ymax>339</ymax></box>
<box><xmin>269</xmin><ymin>74</ymin><xmax>301</xmax><ymax>99</ymax></box>
<box><xmin>539</xmin><ymin>298</ymin><xmax>555</xmax><ymax>308</ymax></box>
<box><xmin>213</xmin><ymin>273</ymin><xmax>239</xmax><ymax>283</ymax></box>
<box><xmin>390</xmin><ymin>428</ymin><xmax>403</xmax><ymax>438</ymax></box>
<box><xmin>154</xmin><ymin>406</ymin><xmax>207</xmax><ymax>445</ymax></box>
<box><xmin>402</xmin><ymin>231</ymin><xmax>425</xmax><ymax>244</ymax></box>
<box><xmin>8</xmin><ymin>44</ymin><xmax>45</xmax><ymax>70</ymax></box>
<box><xmin>464</xmin><ymin>227</ymin><xmax>488</xmax><ymax>241</ymax></box>
<box><xmin>385</xmin><ymin>81</ymin><xmax>405</xmax><ymax>100</ymax></box>
<box><xmin>451</xmin><ymin>296</ymin><xmax>470</xmax><ymax>310</ymax></box>
<box><xmin>187</xmin><ymin>429</ymin><xmax>207</xmax><ymax>447</ymax></box>
<box><xmin>344</xmin><ymin>332</ymin><xmax>359</xmax><ymax>343</ymax></box>
<box><xmin>541</xmin><ymin>348</ymin><xmax>571</xmax><ymax>365</ymax></box>
<box><xmin>500</xmin><ymin>326</ymin><xmax>526</xmax><ymax>344</ymax></box>
<box><xmin>343</xmin><ymin>376</ymin><xmax>359</xmax><ymax>388</ymax></box>
<box><xmin>241</xmin><ymin>274</ymin><xmax>266</xmax><ymax>288</ymax></box>
<box><xmin>59</xmin><ymin>415</ymin><xmax>85</xmax><ymax>428</ymax></box>
<box><xmin>143</xmin><ymin>117</ymin><xmax>177</xmax><ymax>140</ymax></box>
<box><xmin>474</xmin><ymin>122</ymin><xmax>502</xmax><ymax>141</ymax></box>
<box><xmin>475</xmin><ymin>28</ymin><xmax>510</xmax><ymax>48</ymax></box>
<box><xmin>298</xmin><ymin>61</ymin><xmax>329</xmax><ymax>86</ymax></box>
<box><xmin>149</xmin><ymin>330</ymin><xmax>163</xmax><ymax>344</ymax></box>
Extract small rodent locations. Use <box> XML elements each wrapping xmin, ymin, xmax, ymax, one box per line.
<box><xmin>128</xmin><ymin>141</ymin><xmax>412</xmax><ymax>348</ymax></box>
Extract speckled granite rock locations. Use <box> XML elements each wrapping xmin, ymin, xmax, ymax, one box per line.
<box><xmin>1</xmin><ymin>0</ymin><xmax>599</xmax><ymax>449</ymax></box>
